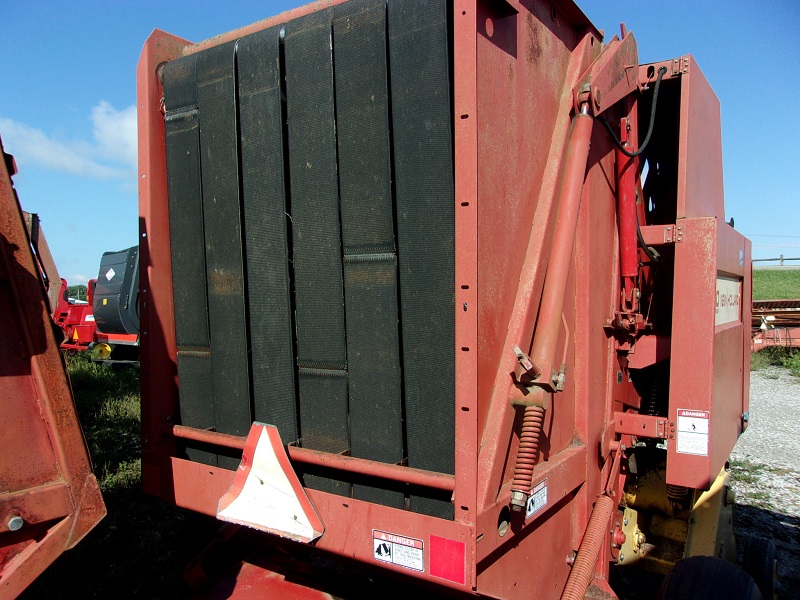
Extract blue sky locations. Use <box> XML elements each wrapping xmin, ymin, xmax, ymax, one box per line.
<box><xmin>1</xmin><ymin>1</ymin><xmax>798</xmax><ymax>284</ymax></box>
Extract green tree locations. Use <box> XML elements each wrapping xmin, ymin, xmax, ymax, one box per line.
<box><xmin>67</xmin><ymin>284</ymin><xmax>88</xmax><ymax>301</ymax></box>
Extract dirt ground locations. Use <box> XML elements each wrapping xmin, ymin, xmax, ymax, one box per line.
<box><xmin>730</xmin><ymin>368</ymin><xmax>800</xmax><ymax>599</ymax></box>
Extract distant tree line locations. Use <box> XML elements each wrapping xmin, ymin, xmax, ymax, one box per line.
<box><xmin>67</xmin><ymin>284</ymin><xmax>88</xmax><ymax>301</ymax></box>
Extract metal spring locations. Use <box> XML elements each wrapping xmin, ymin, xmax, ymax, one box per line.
<box><xmin>511</xmin><ymin>405</ymin><xmax>546</xmax><ymax>497</ymax></box>
<box><xmin>561</xmin><ymin>494</ymin><xmax>616</xmax><ymax>599</ymax></box>
<box><xmin>666</xmin><ymin>484</ymin><xmax>690</xmax><ymax>504</ymax></box>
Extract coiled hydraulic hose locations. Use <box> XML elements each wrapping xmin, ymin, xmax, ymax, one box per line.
<box><xmin>561</xmin><ymin>494</ymin><xmax>616</xmax><ymax>599</ymax></box>
<box><xmin>510</xmin><ymin>404</ymin><xmax>545</xmax><ymax>507</ymax></box>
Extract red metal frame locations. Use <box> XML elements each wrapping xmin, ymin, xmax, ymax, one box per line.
<box><xmin>0</xmin><ymin>137</ymin><xmax>106</xmax><ymax>598</ymax></box>
<box><xmin>137</xmin><ymin>2</ymin><xmax>749</xmax><ymax>598</ymax></box>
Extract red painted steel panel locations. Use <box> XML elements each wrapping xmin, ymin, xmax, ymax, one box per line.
<box><xmin>0</xmin><ymin>136</ymin><xmax>106</xmax><ymax>597</ymax></box>
<box><xmin>475</xmin><ymin>8</ymin><xmax>598</xmax><ymax>515</ymax></box>
<box><xmin>161</xmin><ymin>456</ymin><xmax>474</xmax><ymax>592</ymax></box>
<box><xmin>677</xmin><ymin>57</ymin><xmax>725</xmax><ymax>221</ymax></box>
<box><xmin>137</xmin><ymin>29</ymin><xmax>188</xmax><ymax>467</ymax></box>
<box><xmin>667</xmin><ymin>218</ymin><xmax>749</xmax><ymax>489</ymax></box>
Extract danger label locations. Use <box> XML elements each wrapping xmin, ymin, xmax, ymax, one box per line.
<box><xmin>526</xmin><ymin>479</ymin><xmax>548</xmax><ymax>519</ymax></box>
<box><xmin>676</xmin><ymin>409</ymin><xmax>710</xmax><ymax>456</ymax></box>
<box><xmin>373</xmin><ymin>530</ymin><xmax>424</xmax><ymax>572</ymax></box>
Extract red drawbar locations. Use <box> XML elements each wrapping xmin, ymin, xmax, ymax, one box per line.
<box><xmin>429</xmin><ymin>535</ymin><xmax>466</xmax><ymax>585</ymax></box>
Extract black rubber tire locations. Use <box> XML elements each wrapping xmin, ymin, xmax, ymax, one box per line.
<box><xmin>659</xmin><ymin>556</ymin><xmax>762</xmax><ymax>600</ymax></box>
<box><xmin>743</xmin><ymin>536</ymin><xmax>777</xmax><ymax>600</ymax></box>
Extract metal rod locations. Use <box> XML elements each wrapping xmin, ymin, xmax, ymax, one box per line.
<box><xmin>170</xmin><ymin>425</ymin><xmax>456</xmax><ymax>492</ymax></box>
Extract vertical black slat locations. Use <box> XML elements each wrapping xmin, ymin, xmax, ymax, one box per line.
<box><xmin>284</xmin><ymin>11</ymin><xmax>347</xmax><ymax>369</ymax></box>
<box><xmin>333</xmin><ymin>0</ymin><xmax>403</xmax><ymax>508</ymax></box>
<box><xmin>284</xmin><ymin>8</ymin><xmax>350</xmax><ymax>490</ymax></box>
<box><xmin>342</xmin><ymin>256</ymin><xmax>404</xmax><ymax>506</ymax></box>
<box><xmin>334</xmin><ymin>0</ymin><xmax>396</xmax><ymax>256</ymax></box>
<box><xmin>238</xmin><ymin>27</ymin><xmax>299</xmax><ymax>444</ymax></box>
<box><xmin>197</xmin><ymin>41</ymin><xmax>252</xmax><ymax>463</ymax></box>
<box><xmin>163</xmin><ymin>55</ymin><xmax>216</xmax><ymax>466</ymax></box>
<box><xmin>388</xmin><ymin>0</ymin><xmax>455</xmax><ymax>518</ymax></box>
<box><xmin>297</xmin><ymin>368</ymin><xmax>350</xmax><ymax>496</ymax></box>
<box><xmin>176</xmin><ymin>352</ymin><xmax>216</xmax><ymax>465</ymax></box>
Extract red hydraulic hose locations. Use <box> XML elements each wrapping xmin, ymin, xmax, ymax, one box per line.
<box><xmin>561</xmin><ymin>494</ymin><xmax>616</xmax><ymax>599</ymax></box>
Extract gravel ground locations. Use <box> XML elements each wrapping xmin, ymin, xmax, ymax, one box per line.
<box><xmin>731</xmin><ymin>368</ymin><xmax>800</xmax><ymax>598</ymax></box>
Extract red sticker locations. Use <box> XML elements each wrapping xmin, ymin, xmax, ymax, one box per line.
<box><xmin>430</xmin><ymin>535</ymin><xmax>465</xmax><ymax>585</ymax></box>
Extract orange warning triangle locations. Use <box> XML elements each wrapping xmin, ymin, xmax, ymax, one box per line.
<box><xmin>72</xmin><ymin>331</ymin><xmax>79</xmax><ymax>341</ymax></box>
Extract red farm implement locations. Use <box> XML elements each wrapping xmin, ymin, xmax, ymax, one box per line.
<box><xmin>134</xmin><ymin>0</ymin><xmax>757</xmax><ymax>597</ymax></box>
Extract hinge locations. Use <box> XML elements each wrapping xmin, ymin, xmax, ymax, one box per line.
<box><xmin>614</xmin><ymin>412</ymin><xmax>675</xmax><ymax>440</ymax></box>
<box><xmin>672</xmin><ymin>56</ymin><xmax>690</xmax><ymax>76</ymax></box>
<box><xmin>663</xmin><ymin>224</ymin><xmax>683</xmax><ymax>243</ymax></box>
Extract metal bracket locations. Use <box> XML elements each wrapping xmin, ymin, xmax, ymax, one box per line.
<box><xmin>614</xmin><ymin>411</ymin><xmax>674</xmax><ymax>440</ymax></box>
<box><xmin>639</xmin><ymin>223</ymin><xmax>683</xmax><ymax>246</ymax></box>
<box><xmin>572</xmin><ymin>31</ymin><xmax>639</xmax><ymax>116</ymax></box>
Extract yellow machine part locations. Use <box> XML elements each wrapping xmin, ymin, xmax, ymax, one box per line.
<box><xmin>622</xmin><ymin>465</ymin><xmax>736</xmax><ymax>573</ymax></box>
<box><xmin>91</xmin><ymin>342</ymin><xmax>112</xmax><ymax>361</ymax></box>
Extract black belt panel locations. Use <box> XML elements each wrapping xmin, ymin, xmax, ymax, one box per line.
<box><xmin>284</xmin><ymin>10</ymin><xmax>347</xmax><ymax>371</ymax></box>
<box><xmin>163</xmin><ymin>56</ymin><xmax>210</xmax><ymax>351</ymax></box>
<box><xmin>163</xmin><ymin>1</ymin><xmax>456</xmax><ymax>515</ymax></box>
<box><xmin>334</xmin><ymin>0</ymin><xmax>404</xmax><ymax>508</ymax></box>
<box><xmin>388</xmin><ymin>0</ymin><xmax>456</xmax><ymax>518</ymax></box>
<box><xmin>238</xmin><ymin>27</ymin><xmax>299</xmax><ymax>444</ymax></box>
<box><xmin>196</xmin><ymin>41</ymin><xmax>252</xmax><ymax>438</ymax></box>
<box><xmin>284</xmin><ymin>11</ymin><xmax>350</xmax><ymax>495</ymax></box>
<box><xmin>176</xmin><ymin>351</ymin><xmax>217</xmax><ymax>466</ymax></box>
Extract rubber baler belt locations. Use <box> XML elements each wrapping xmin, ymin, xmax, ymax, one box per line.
<box><xmin>334</xmin><ymin>0</ymin><xmax>404</xmax><ymax>508</ymax></box>
<box><xmin>162</xmin><ymin>54</ymin><xmax>217</xmax><ymax>466</ymax></box>
<box><xmin>197</xmin><ymin>42</ymin><xmax>252</xmax><ymax>469</ymax></box>
<box><xmin>388</xmin><ymin>0</ymin><xmax>456</xmax><ymax>519</ymax></box>
<box><xmin>238</xmin><ymin>27</ymin><xmax>299</xmax><ymax>444</ymax></box>
<box><xmin>162</xmin><ymin>0</ymin><xmax>456</xmax><ymax>514</ymax></box>
<box><xmin>284</xmin><ymin>10</ymin><xmax>351</xmax><ymax>495</ymax></box>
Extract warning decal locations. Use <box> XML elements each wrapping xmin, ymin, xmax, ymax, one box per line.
<box><xmin>526</xmin><ymin>478</ymin><xmax>548</xmax><ymax>519</ymax></box>
<box><xmin>372</xmin><ymin>530</ymin><xmax>424</xmax><ymax>572</ymax></box>
<box><xmin>676</xmin><ymin>409</ymin><xmax>710</xmax><ymax>456</ymax></box>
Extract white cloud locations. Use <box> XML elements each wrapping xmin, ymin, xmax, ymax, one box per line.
<box><xmin>0</xmin><ymin>100</ymin><xmax>137</xmax><ymax>180</ymax></box>
<box><xmin>91</xmin><ymin>101</ymin><xmax>137</xmax><ymax>168</ymax></box>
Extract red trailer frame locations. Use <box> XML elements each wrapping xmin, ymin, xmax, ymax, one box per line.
<box><xmin>0</xmin><ymin>138</ymin><xmax>106</xmax><ymax>598</ymax></box>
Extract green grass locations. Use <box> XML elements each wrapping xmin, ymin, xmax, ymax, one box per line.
<box><xmin>752</xmin><ymin>268</ymin><xmax>800</xmax><ymax>301</ymax></box>
<box><xmin>751</xmin><ymin>346</ymin><xmax>800</xmax><ymax>377</ymax></box>
<box><xmin>65</xmin><ymin>354</ymin><xmax>141</xmax><ymax>492</ymax></box>
<box><xmin>751</xmin><ymin>268</ymin><xmax>800</xmax><ymax>376</ymax></box>
<box><xmin>21</xmin><ymin>354</ymin><xmax>218</xmax><ymax>600</ymax></box>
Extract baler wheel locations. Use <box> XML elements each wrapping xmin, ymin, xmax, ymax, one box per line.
<box><xmin>659</xmin><ymin>556</ymin><xmax>762</xmax><ymax>600</ymax></box>
<box><xmin>742</xmin><ymin>536</ymin><xmax>778</xmax><ymax>600</ymax></box>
